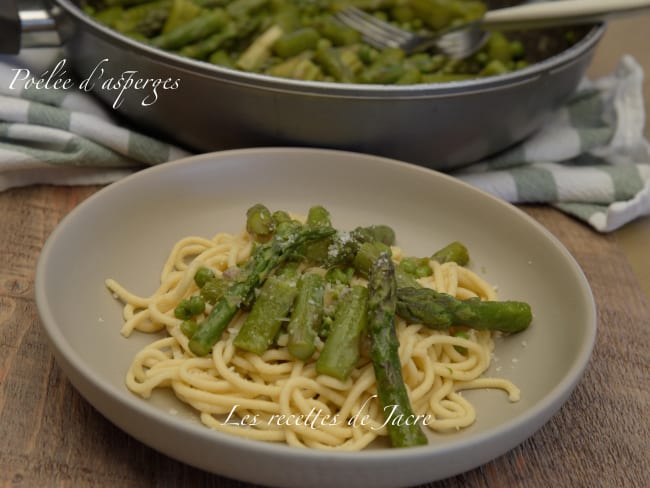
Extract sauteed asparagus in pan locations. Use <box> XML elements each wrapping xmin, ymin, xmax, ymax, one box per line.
<box><xmin>82</xmin><ymin>0</ymin><xmax>539</xmax><ymax>84</ymax></box>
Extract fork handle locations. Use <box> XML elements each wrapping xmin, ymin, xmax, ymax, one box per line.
<box><xmin>483</xmin><ymin>0</ymin><xmax>650</xmax><ymax>30</ymax></box>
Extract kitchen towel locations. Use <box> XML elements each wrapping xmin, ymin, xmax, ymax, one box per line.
<box><xmin>0</xmin><ymin>52</ymin><xmax>190</xmax><ymax>191</ymax></box>
<box><xmin>453</xmin><ymin>55</ymin><xmax>650</xmax><ymax>232</ymax></box>
<box><xmin>1</xmin><ymin>53</ymin><xmax>649</xmax><ymax>232</ymax></box>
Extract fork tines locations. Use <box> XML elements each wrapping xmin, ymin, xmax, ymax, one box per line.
<box><xmin>335</xmin><ymin>7</ymin><xmax>412</xmax><ymax>50</ymax></box>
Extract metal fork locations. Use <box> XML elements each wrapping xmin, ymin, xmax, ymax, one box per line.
<box><xmin>335</xmin><ymin>7</ymin><xmax>488</xmax><ymax>59</ymax></box>
<box><xmin>335</xmin><ymin>0</ymin><xmax>650</xmax><ymax>59</ymax></box>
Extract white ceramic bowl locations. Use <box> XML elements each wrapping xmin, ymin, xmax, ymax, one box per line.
<box><xmin>35</xmin><ymin>148</ymin><xmax>596</xmax><ymax>487</ymax></box>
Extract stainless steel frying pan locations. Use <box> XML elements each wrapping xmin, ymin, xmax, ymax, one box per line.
<box><xmin>4</xmin><ymin>0</ymin><xmax>605</xmax><ymax>170</ymax></box>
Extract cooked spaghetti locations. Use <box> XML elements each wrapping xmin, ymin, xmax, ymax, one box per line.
<box><xmin>106</xmin><ymin>212</ymin><xmax>522</xmax><ymax>450</ymax></box>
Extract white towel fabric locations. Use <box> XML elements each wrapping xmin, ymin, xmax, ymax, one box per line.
<box><xmin>453</xmin><ymin>55</ymin><xmax>650</xmax><ymax>232</ymax></box>
<box><xmin>0</xmin><ymin>49</ymin><xmax>190</xmax><ymax>192</ymax></box>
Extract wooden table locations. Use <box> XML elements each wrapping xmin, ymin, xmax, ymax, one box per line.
<box><xmin>2</xmin><ymin>18</ymin><xmax>649</xmax><ymax>488</ymax></box>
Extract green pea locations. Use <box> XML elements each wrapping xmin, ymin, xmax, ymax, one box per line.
<box><xmin>400</xmin><ymin>257</ymin><xmax>432</xmax><ymax>278</ymax></box>
<box><xmin>357</xmin><ymin>44</ymin><xmax>377</xmax><ymax>64</ymax></box>
<box><xmin>509</xmin><ymin>40</ymin><xmax>525</xmax><ymax>59</ymax></box>
<box><xmin>175</xmin><ymin>295</ymin><xmax>205</xmax><ymax>319</ymax></box>
<box><xmin>194</xmin><ymin>267</ymin><xmax>216</xmax><ymax>288</ymax></box>
<box><xmin>187</xmin><ymin>295</ymin><xmax>205</xmax><ymax>315</ymax></box>
<box><xmin>174</xmin><ymin>301</ymin><xmax>192</xmax><ymax>320</ymax></box>
<box><xmin>181</xmin><ymin>320</ymin><xmax>198</xmax><ymax>338</ymax></box>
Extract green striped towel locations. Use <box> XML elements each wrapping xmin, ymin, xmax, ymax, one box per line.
<box><xmin>453</xmin><ymin>55</ymin><xmax>650</xmax><ymax>232</ymax></box>
<box><xmin>0</xmin><ymin>54</ymin><xmax>189</xmax><ymax>191</ymax></box>
<box><xmin>1</xmin><ymin>54</ymin><xmax>648</xmax><ymax>232</ymax></box>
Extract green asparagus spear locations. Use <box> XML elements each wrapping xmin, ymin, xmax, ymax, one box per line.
<box><xmin>209</xmin><ymin>49</ymin><xmax>235</xmax><ymax>68</ymax></box>
<box><xmin>187</xmin><ymin>290</ymin><xmax>242</xmax><ymax>356</ymax></box>
<box><xmin>199</xmin><ymin>276</ymin><xmax>230</xmax><ymax>304</ymax></box>
<box><xmin>188</xmin><ymin>223</ymin><xmax>335</xmax><ymax>356</ymax></box>
<box><xmin>87</xmin><ymin>0</ymin><xmax>531</xmax><ymax>84</ymax></box>
<box><xmin>479</xmin><ymin>59</ymin><xmax>509</xmax><ymax>77</ymax></box>
<box><xmin>367</xmin><ymin>252</ymin><xmax>428</xmax><ymax>447</ymax></box>
<box><xmin>246</xmin><ymin>203</ymin><xmax>276</xmax><ymax>240</ymax></box>
<box><xmin>225</xmin><ymin>0</ymin><xmax>267</xmax><ymax>18</ymax></box>
<box><xmin>396</xmin><ymin>287</ymin><xmax>532</xmax><ymax>333</ymax></box>
<box><xmin>300</xmin><ymin>205</ymin><xmax>333</xmax><ymax>262</ymax></box>
<box><xmin>267</xmin><ymin>55</ymin><xmax>323</xmax><ymax>80</ymax></box>
<box><xmin>112</xmin><ymin>0</ymin><xmax>171</xmax><ymax>37</ymax></box>
<box><xmin>431</xmin><ymin>241</ymin><xmax>469</xmax><ymax>266</ymax></box>
<box><xmin>178</xmin><ymin>22</ymin><xmax>238</xmax><ymax>60</ymax></box>
<box><xmin>272</xmin><ymin>27</ymin><xmax>320</xmax><ymax>58</ymax></box>
<box><xmin>271</xmin><ymin>210</ymin><xmax>295</xmax><ymax>228</ymax></box>
<box><xmin>272</xmin><ymin>2</ymin><xmax>301</xmax><ymax>32</ymax></box>
<box><xmin>324</xmin><ymin>266</ymin><xmax>354</xmax><ymax>286</ymax></box>
<box><xmin>399</xmin><ymin>241</ymin><xmax>468</xmax><ymax>279</ymax></box>
<box><xmin>151</xmin><ymin>9</ymin><xmax>229</xmax><ymax>50</ymax></box>
<box><xmin>93</xmin><ymin>6</ymin><xmax>124</xmax><ymax>28</ymax></box>
<box><xmin>486</xmin><ymin>31</ymin><xmax>513</xmax><ymax>64</ymax></box>
<box><xmin>316</xmin><ymin>285</ymin><xmax>368</xmax><ymax>381</ymax></box>
<box><xmin>346</xmin><ymin>0</ymin><xmax>397</xmax><ymax>10</ymax></box>
<box><xmin>353</xmin><ymin>224</ymin><xmax>396</xmax><ymax>247</ymax></box>
<box><xmin>353</xmin><ymin>241</ymin><xmax>420</xmax><ymax>289</ymax></box>
<box><xmin>314</xmin><ymin>16</ymin><xmax>362</xmax><ymax>46</ymax></box>
<box><xmin>306</xmin><ymin>205</ymin><xmax>331</xmax><ymax>227</ymax></box>
<box><xmin>161</xmin><ymin>0</ymin><xmax>201</xmax><ymax>34</ymax></box>
<box><xmin>293</xmin><ymin>208</ymin><xmax>394</xmax><ymax>266</ymax></box>
<box><xmin>233</xmin><ymin>264</ymin><xmax>299</xmax><ymax>355</ymax></box>
<box><xmin>357</xmin><ymin>48</ymin><xmax>407</xmax><ymax>84</ymax></box>
<box><xmin>287</xmin><ymin>272</ymin><xmax>325</xmax><ymax>360</ymax></box>
<box><xmin>315</xmin><ymin>44</ymin><xmax>356</xmax><ymax>83</ymax></box>
<box><xmin>357</xmin><ymin>243</ymin><xmax>531</xmax><ymax>333</ymax></box>
<box><xmin>410</xmin><ymin>0</ymin><xmax>486</xmax><ymax>31</ymax></box>
<box><xmin>236</xmin><ymin>25</ymin><xmax>284</xmax><ymax>72</ymax></box>
<box><xmin>99</xmin><ymin>0</ymin><xmax>167</xmax><ymax>6</ymax></box>
<box><xmin>320</xmin><ymin>224</ymin><xmax>396</xmax><ymax>266</ymax></box>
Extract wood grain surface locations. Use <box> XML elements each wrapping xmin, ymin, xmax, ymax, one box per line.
<box><xmin>1</xmin><ymin>185</ymin><xmax>649</xmax><ymax>488</ymax></box>
<box><xmin>3</xmin><ymin>12</ymin><xmax>650</xmax><ymax>488</ymax></box>
<box><xmin>588</xmin><ymin>16</ymin><xmax>650</xmax><ymax>302</ymax></box>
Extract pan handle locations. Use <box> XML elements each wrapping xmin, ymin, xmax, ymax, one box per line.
<box><xmin>1</xmin><ymin>0</ymin><xmax>61</xmax><ymax>54</ymax></box>
<box><xmin>0</xmin><ymin>0</ymin><xmax>21</xmax><ymax>53</ymax></box>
